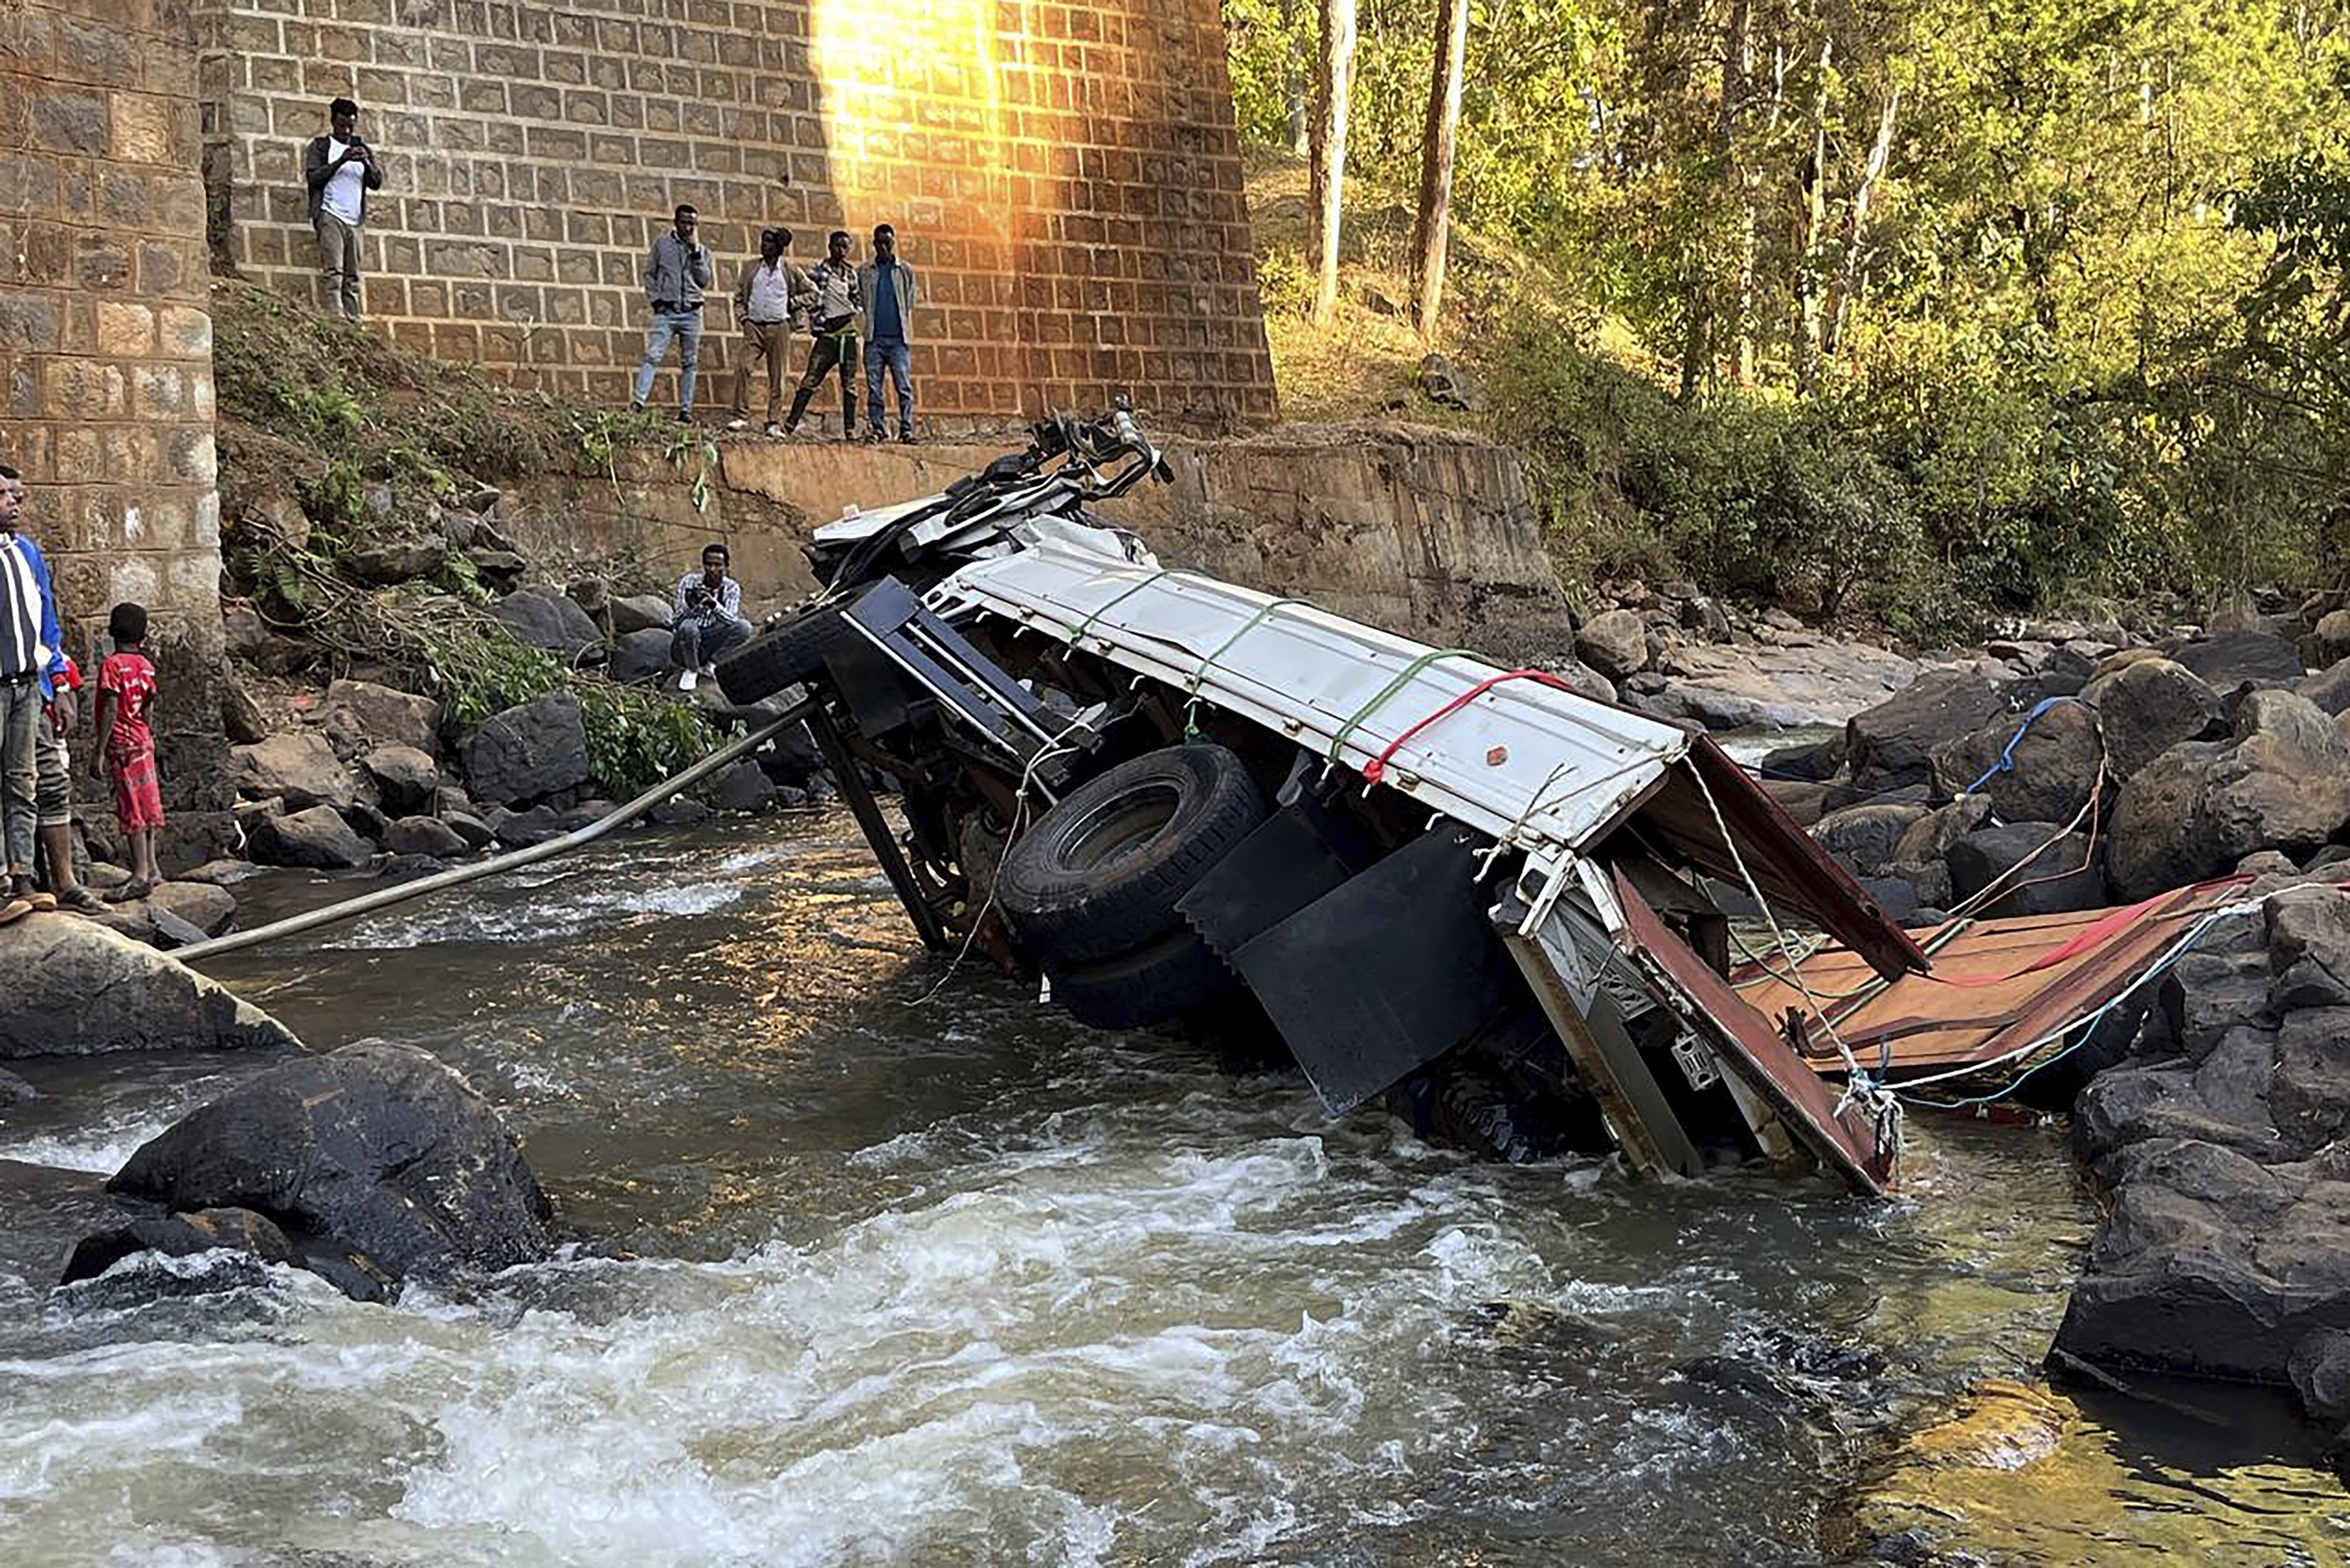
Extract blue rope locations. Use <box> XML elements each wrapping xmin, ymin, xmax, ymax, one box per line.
<box><xmin>1965</xmin><ymin>695</ymin><xmax>2083</xmax><ymax>796</ymax></box>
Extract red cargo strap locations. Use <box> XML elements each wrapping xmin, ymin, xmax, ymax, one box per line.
<box><xmin>1361</xmin><ymin>669</ymin><xmax>1579</xmax><ymax>786</ymax></box>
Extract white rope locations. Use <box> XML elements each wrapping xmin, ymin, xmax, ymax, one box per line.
<box><xmin>1686</xmin><ymin>759</ymin><xmax>1906</xmax><ymax>1165</ymax></box>
<box><xmin>906</xmin><ymin>719</ymin><xmax>1095</xmax><ymax>1006</ymax></box>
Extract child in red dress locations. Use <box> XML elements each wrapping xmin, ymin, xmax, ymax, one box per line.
<box><xmin>92</xmin><ymin>602</ymin><xmax>163</xmax><ymax>898</ymax></box>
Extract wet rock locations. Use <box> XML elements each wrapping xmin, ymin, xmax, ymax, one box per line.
<box><xmin>755</xmin><ymin>723</ymin><xmax>827</xmax><ymax>788</ymax></box>
<box><xmin>610</xmin><ymin>627</ymin><xmax>674</xmax><ymax>685</ymax></box>
<box><xmin>487</xmin><ymin>588</ymin><xmax>605</xmax><ymax>661</ymax></box>
<box><xmin>248</xmin><ymin>805</ymin><xmax>373</xmax><ymax>870</ymax></box>
<box><xmin>179</xmin><ymin>856</ymin><xmax>261</xmax><ymax>889</ymax></box>
<box><xmin>384</xmin><ymin>815</ymin><xmax>468</xmax><ymax>858</ymax></box>
<box><xmin>441</xmin><ymin>810</ymin><xmax>494</xmax><ymax>850</ymax></box>
<box><xmin>101</xmin><ymin>1040</ymin><xmax>554</xmax><ymax>1301</ymax></box>
<box><xmin>650</xmin><ymin>797</ymin><xmax>713</xmax><ymax>827</ymax></box>
<box><xmin>1945</xmin><ymin>823</ymin><xmax>2107</xmax><ymax>916</ymax></box>
<box><xmin>611</xmin><ymin>592</ymin><xmax>675</xmax><ymax>636</ymax></box>
<box><xmin>61</xmin><ymin>1206</ymin><xmax>300</xmax><ymax>1288</ymax></box>
<box><xmin>144</xmin><ymin>879</ymin><xmax>235</xmax><ymax>938</ymax></box>
<box><xmin>0</xmin><ymin>918</ymin><xmax>301</xmax><ymax>1057</ymax></box>
<box><xmin>1845</xmin><ymin>669</ymin><xmax>2005</xmax><ymax>796</ymax></box>
<box><xmin>349</xmin><ymin>535</ymin><xmax>449</xmax><ymax>586</ymax></box>
<box><xmin>2052</xmin><ymin>1138</ymin><xmax>2334</xmax><ymax>1384</ymax></box>
<box><xmin>0</xmin><ymin>1066</ymin><xmax>39</xmax><ymax>1106</ymax></box>
<box><xmin>2291</xmin><ymin>1330</ymin><xmax>2350</xmax><ymax>1442</ymax></box>
<box><xmin>1932</xmin><ymin>699</ymin><xmax>2103</xmax><ymax>825</ymax></box>
<box><xmin>1813</xmin><ymin>803</ymin><xmax>1930</xmax><ymax>881</ymax></box>
<box><xmin>483</xmin><ymin>803</ymin><xmax>567</xmax><ymax>847</ymax></box>
<box><xmin>340</xmin><ymin>799</ymin><xmax>390</xmax><ymax>843</ymax></box>
<box><xmin>460</xmin><ymin>692</ymin><xmax>594</xmax><ymax>805</ymax></box>
<box><xmin>230</xmin><ymin>732</ymin><xmax>356</xmax><ymax>811</ymax></box>
<box><xmin>1757</xmin><ymin>733</ymin><xmax>1847</xmax><ymax>783</ymax></box>
<box><xmin>1574</xmin><ymin>609</ymin><xmax>1649</xmax><ymax>683</ymax></box>
<box><xmin>2082</xmin><ymin>657</ymin><xmax>2223</xmax><ymax>780</ymax></box>
<box><xmin>2172</xmin><ymin>631</ymin><xmax>2306</xmax><ymax>690</ymax></box>
<box><xmin>359</xmin><ymin>743</ymin><xmax>440</xmax><ymax>814</ymax></box>
<box><xmin>711</xmin><ymin>758</ymin><xmax>778</xmax><ymax>813</ymax></box>
<box><xmin>313</xmin><ymin>678</ymin><xmax>442</xmax><ymax>758</ymax></box>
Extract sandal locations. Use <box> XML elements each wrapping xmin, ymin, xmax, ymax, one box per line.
<box><xmin>0</xmin><ymin>897</ymin><xmax>31</xmax><ymax>927</ymax></box>
<box><xmin>20</xmin><ymin>891</ymin><xmax>55</xmax><ymax>913</ymax></box>
<box><xmin>104</xmin><ymin>879</ymin><xmax>154</xmax><ymax>904</ymax></box>
<box><xmin>56</xmin><ymin>886</ymin><xmax>107</xmax><ymax>915</ymax></box>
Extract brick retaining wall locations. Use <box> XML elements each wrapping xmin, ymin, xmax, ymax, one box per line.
<box><xmin>198</xmin><ymin>0</ymin><xmax>1279</xmax><ymax>434</ymax></box>
<box><xmin>0</xmin><ymin>0</ymin><xmax>229</xmax><ymax>814</ymax></box>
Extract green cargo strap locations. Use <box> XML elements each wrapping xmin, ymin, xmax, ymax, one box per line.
<box><xmin>1181</xmin><ymin>597</ymin><xmax>1310</xmax><ymax>740</ymax></box>
<box><xmin>1325</xmin><ymin>647</ymin><xmax>1480</xmax><ymax>768</ymax></box>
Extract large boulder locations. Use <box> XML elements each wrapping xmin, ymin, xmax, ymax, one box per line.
<box><xmin>312</xmin><ymin>678</ymin><xmax>443</xmax><ymax>758</ymax></box>
<box><xmin>2313</xmin><ymin>610</ymin><xmax>2350</xmax><ymax>670</ymax></box>
<box><xmin>1812</xmin><ymin>803</ymin><xmax>1930</xmax><ymax>881</ymax></box>
<box><xmin>2302</xmin><ymin>659</ymin><xmax>2350</xmax><ymax>720</ymax></box>
<box><xmin>0</xmin><ymin>917</ymin><xmax>301</xmax><ymax>1057</ymax></box>
<box><xmin>230</xmin><ymin>731</ymin><xmax>356</xmax><ymax>811</ymax></box>
<box><xmin>487</xmin><ymin>590</ymin><xmax>605</xmax><ymax>661</ymax></box>
<box><xmin>2171</xmin><ymin>631</ymin><xmax>2306</xmax><ymax>690</ymax></box>
<box><xmin>460</xmin><ymin>692</ymin><xmax>594</xmax><ymax>805</ymax></box>
<box><xmin>1945</xmin><ymin>822</ymin><xmax>2108</xmax><ymax>916</ymax></box>
<box><xmin>610</xmin><ymin>627</ymin><xmax>674</xmax><ymax>686</ymax></box>
<box><xmin>349</xmin><ymin>535</ymin><xmax>449</xmax><ymax>586</ymax></box>
<box><xmin>94</xmin><ymin>1041</ymin><xmax>554</xmax><ymax>1301</ymax></box>
<box><xmin>610</xmin><ymin>593</ymin><xmax>675</xmax><ymax>636</ymax></box>
<box><xmin>2106</xmin><ymin>693</ymin><xmax>2350</xmax><ymax>900</ymax></box>
<box><xmin>2081</xmin><ymin>657</ymin><xmax>2223</xmax><ymax>780</ymax></box>
<box><xmin>143</xmin><ymin>879</ymin><xmax>236</xmax><ymax>938</ymax></box>
<box><xmin>1932</xmin><ymin>698</ymin><xmax>2103</xmax><ymax>824</ymax></box>
<box><xmin>1845</xmin><ymin>669</ymin><xmax>2006</xmax><ymax>796</ymax></box>
<box><xmin>248</xmin><ymin>805</ymin><xmax>374</xmax><ymax>869</ymax></box>
<box><xmin>383</xmin><ymin>815</ymin><xmax>469</xmax><ymax>858</ymax></box>
<box><xmin>1573</xmin><ymin>609</ymin><xmax>1649</xmax><ymax>683</ymax></box>
<box><xmin>360</xmin><ymin>743</ymin><xmax>441</xmax><ymax>814</ymax></box>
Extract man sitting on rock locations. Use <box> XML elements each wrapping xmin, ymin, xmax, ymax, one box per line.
<box><xmin>669</xmin><ymin>542</ymin><xmax>750</xmax><ymax>692</ymax></box>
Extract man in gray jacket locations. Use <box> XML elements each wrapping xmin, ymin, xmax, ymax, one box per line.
<box><xmin>301</xmin><ymin>98</ymin><xmax>385</xmax><ymax>323</ymax></box>
<box><xmin>632</xmin><ymin>204</ymin><xmax>714</xmax><ymax>423</ymax></box>
<box><xmin>858</xmin><ymin>223</ymin><xmax>919</xmax><ymax>443</ymax></box>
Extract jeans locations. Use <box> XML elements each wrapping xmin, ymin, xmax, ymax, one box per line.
<box><xmin>0</xmin><ymin>682</ymin><xmax>38</xmax><ymax>875</ymax></box>
<box><xmin>35</xmin><ymin>707</ymin><xmax>69</xmax><ymax>828</ymax></box>
<box><xmin>634</xmin><ymin>309</ymin><xmax>704</xmax><ymax>412</ymax></box>
<box><xmin>315</xmin><ymin>211</ymin><xmax>364</xmax><ymax>322</ymax></box>
<box><xmin>671</xmin><ymin>613</ymin><xmax>751</xmax><ymax>671</ymax></box>
<box><xmin>865</xmin><ymin>338</ymin><xmax>914</xmax><ymax>436</ymax></box>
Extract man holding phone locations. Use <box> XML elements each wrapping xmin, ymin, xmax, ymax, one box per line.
<box><xmin>633</xmin><ymin>204</ymin><xmax>715</xmax><ymax>424</ymax></box>
<box><xmin>302</xmin><ymin>97</ymin><xmax>385</xmax><ymax>324</ymax></box>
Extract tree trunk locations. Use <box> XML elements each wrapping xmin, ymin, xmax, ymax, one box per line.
<box><xmin>1309</xmin><ymin>0</ymin><xmax>1358</xmax><ymax>325</ymax></box>
<box><xmin>1791</xmin><ymin>37</ymin><xmax>1832</xmax><ymax>394</ymax></box>
<box><xmin>1411</xmin><ymin>0</ymin><xmax>1471</xmax><ymax>340</ymax></box>
<box><xmin>1822</xmin><ymin>85</ymin><xmax>1900</xmax><ymax>358</ymax></box>
<box><xmin>1720</xmin><ymin>0</ymin><xmax>1755</xmax><ymax>386</ymax></box>
<box><xmin>1281</xmin><ymin>0</ymin><xmax>1310</xmax><ymax>156</ymax></box>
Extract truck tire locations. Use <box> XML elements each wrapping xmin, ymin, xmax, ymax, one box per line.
<box><xmin>1047</xmin><ymin>927</ymin><xmax>1244</xmax><ymax>1031</ymax></box>
<box><xmin>714</xmin><ymin>600</ymin><xmax>852</xmax><ymax>703</ymax></box>
<box><xmin>999</xmin><ymin>743</ymin><xmax>1266</xmax><ymax>966</ymax></box>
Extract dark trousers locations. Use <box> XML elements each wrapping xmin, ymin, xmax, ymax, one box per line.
<box><xmin>786</xmin><ymin>321</ymin><xmax>858</xmax><ymax>433</ymax></box>
<box><xmin>671</xmin><ymin>614</ymin><xmax>751</xmax><ymax>671</ymax></box>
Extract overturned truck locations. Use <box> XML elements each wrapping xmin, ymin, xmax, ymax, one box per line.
<box><xmin>716</xmin><ymin>411</ymin><xmax>1929</xmax><ymax>1194</ymax></box>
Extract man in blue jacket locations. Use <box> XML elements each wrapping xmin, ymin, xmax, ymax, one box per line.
<box><xmin>0</xmin><ymin>464</ymin><xmax>73</xmax><ymax>923</ymax></box>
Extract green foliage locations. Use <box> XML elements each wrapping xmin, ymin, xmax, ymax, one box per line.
<box><xmin>1233</xmin><ymin>0</ymin><xmax>2350</xmax><ymax>615</ymax></box>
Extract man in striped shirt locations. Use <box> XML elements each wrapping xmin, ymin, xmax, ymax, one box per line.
<box><xmin>0</xmin><ymin>464</ymin><xmax>73</xmax><ymax>922</ymax></box>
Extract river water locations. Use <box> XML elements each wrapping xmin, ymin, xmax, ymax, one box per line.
<box><xmin>0</xmin><ymin>811</ymin><xmax>2341</xmax><ymax>1565</ymax></box>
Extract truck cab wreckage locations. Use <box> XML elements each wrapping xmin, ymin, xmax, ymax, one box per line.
<box><xmin>716</xmin><ymin>410</ymin><xmax>1935</xmax><ymax>1194</ymax></box>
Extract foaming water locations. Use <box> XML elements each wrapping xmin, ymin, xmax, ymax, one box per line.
<box><xmin>0</xmin><ymin>813</ymin><xmax>2335</xmax><ymax>1564</ymax></box>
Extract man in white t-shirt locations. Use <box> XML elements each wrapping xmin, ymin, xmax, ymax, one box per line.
<box><xmin>301</xmin><ymin>97</ymin><xmax>385</xmax><ymax>323</ymax></box>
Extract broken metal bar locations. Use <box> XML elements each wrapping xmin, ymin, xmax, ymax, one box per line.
<box><xmin>807</xmin><ymin>704</ymin><xmax>953</xmax><ymax>952</ymax></box>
